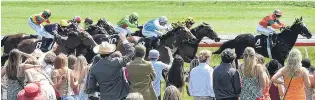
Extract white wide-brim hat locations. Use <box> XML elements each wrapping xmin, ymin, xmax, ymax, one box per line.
<box><xmin>93</xmin><ymin>41</ymin><xmax>116</xmax><ymax>54</ymax></box>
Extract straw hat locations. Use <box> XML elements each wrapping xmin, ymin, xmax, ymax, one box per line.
<box><xmin>93</xmin><ymin>41</ymin><xmax>116</xmax><ymax>54</ymax></box>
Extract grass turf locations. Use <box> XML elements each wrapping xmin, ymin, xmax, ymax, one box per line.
<box><xmin>2</xmin><ymin>1</ymin><xmax>315</xmax><ymax>100</ymax></box>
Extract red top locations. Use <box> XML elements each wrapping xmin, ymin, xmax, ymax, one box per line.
<box><xmin>259</xmin><ymin>14</ymin><xmax>285</xmax><ymax>29</ymax></box>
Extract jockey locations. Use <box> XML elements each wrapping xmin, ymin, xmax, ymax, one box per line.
<box><xmin>172</xmin><ymin>17</ymin><xmax>195</xmax><ymax>29</ymax></box>
<box><xmin>84</xmin><ymin>17</ymin><xmax>93</xmax><ymax>30</ymax></box>
<box><xmin>37</xmin><ymin>19</ymin><xmax>69</xmax><ymax>52</ymax></box>
<box><xmin>115</xmin><ymin>12</ymin><xmax>139</xmax><ymax>36</ymax></box>
<box><xmin>142</xmin><ymin>16</ymin><xmax>172</xmax><ymax>49</ymax></box>
<box><xmin>28</xmin><ymin>9</ymin><xmax>52</xmax><ymax>38</ymax></box>
<box><xmin>257</xmin><ymin>9</ymin><xmax>286</xmax><ymax>46</ymax></box>
<box><xmin>69</xmin><ymin>16</ymin><xmax>83</xmax><ymax>32</ymax></box>
<box><xmin>184</xmin><ymin>17</ymin><xmax>195</xmax><ymax>29</ymax></box>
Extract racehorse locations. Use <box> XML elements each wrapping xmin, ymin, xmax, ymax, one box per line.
<box><xmin>175</xmin><ymin>22</ymin><xmax>221</xmax><ymax>62</ymax></box>
<box><xmin>1</xmin><ymin>23</ymin><xmax>96</xmax><ymax>66</ymax></box>
<box><xmin>212</xmin><ymin>17</ymin><xmax>312</xmax><ymax>67</ymax></box>
<box><xmin>117</xmin><ymin>26</ymin><xmax>197</xmax><ymax>64</ymax></box>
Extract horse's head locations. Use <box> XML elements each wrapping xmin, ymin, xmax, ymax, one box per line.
<box><xmin>97</xmin><ymin>18</ymin><xmax>116</xmax><ymax>34</ymax></box>
<box><xmin>290</xmin><ymin>17</ymin><xmax>312</xmax><ymax>39</ymax></box>
<box><xmin>173</xmin><ymin>26</ymin><xmax>196</xmax><ymax>42</ymax></box>
<box><xmin>193</xmin><ymin>22</ymin><xmax>220</xmax><ymax>42</ymax></box>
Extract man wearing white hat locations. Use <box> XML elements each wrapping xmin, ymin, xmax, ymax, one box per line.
<box><xmin>86</xmin><ymin>33</ymin><xmax>135</xmax><ymax>100</ymax></box>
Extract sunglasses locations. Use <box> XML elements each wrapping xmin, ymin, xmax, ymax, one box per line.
<box><xmin>275</xmin><ymin>15</ymin><xmax>281</xmax><ymax>18</ymax></box>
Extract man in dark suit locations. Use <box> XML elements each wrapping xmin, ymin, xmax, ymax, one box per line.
<box><xmin>86</xmin><ymin>33</ymin><xmax>135</xmax><ymax>100</ymax></box>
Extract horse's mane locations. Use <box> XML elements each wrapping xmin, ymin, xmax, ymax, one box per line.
<box><xmin>278</xmin><ymin>18</ymin><xmax>302</xmax><ymax>35</ymax></box>
<box><xmin>160</xmin><ymin>26</ymin><xmax>182</xmax><ymax>40</ymax></box>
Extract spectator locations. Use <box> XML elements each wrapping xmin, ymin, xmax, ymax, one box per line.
<box><xmin>1</xmin><ymin>49</ymin><xmax>42</xmax><ymax>100</ymax></box>
<box><xmin>17</xmin><ymin>83</ymin><xmax>44</xmax><ymax>100</ymax></box>
<box><xmin>256</xmin><ymin>54</ymin><xmax>271</xmax><ymax>100</ymax></box>
<box><xmin>68</xmin><ymin>55</ymin><xmax>77</xmax><ymax>70</ymax></box>
<box><xmin>213</xmin><ymin>49</ymin><xmax>241</xmax><ymax>100</ymax></box>
<box><xmin>87</xmin><ymin>33</ymin><xmax>135</xmax><ymax>100</ymax></box>
<box><xmin>126</xmin><ymin>92</ymin><xmax>144</xmax><ymax>100</ymax></box>
<box><xmin>43</xmin><ymin>52</ymin><xmax>56</xmax><ymax>78</ymax></box>
<box><xmin>148</xmin><ymin>49</ymin><xmax>173</xmax><ymax>100</ymax></box>
<box><xmin>127</xmin><ymin>44</ymin><xmax>157</xmax><ymax>100</ymax></box>
<box><xmin>24</xmin><ymin>57</ymin><xmax>57</xmax><ymax>100</ymax></box>
<box><xmin>72</xmin><ymin>55</ymin><xmax>89</xmax><ymax>100</ymax></box>
<box><xmin>186</xmin><ymin>58</ymin><xmax>200</xmax><ymax>96</ymax></box>
<box><xmin>189</xmin><ymin>50</ymin><xmax>215</xmax><ymax>100</ymax></box>
<box><xmin>271</xmin><ymin>49</ymin><xmax>310</xmax><ymax>100</ymax></box>
<box><xmin>52</xmin><ymin>54</ymin><xmax>78</xmax><ymax>100</ymax></box>
<box><xmin>163</xmin><ymin>85</ymin><xmax>181</xmax><ymax>100</ymax></box>
<box><xmin>301</xmin><ymin>58</ymin><xmax>315</xmax><ymax>100</ymax></box>
<box><xmin>240</xmin><ymin>47</ymin><xmax>267</xmax><ymax>100</ymax></box>
<box><xmin>267</xmin><ymin>59</ymin><xmax>284</xmax><ymax>100</ymax></box>
<box><xmin>167</xmin><ymin>55</ymin><xmax>185</xmax><ymax>92</ymax></box>
<box><xmin>85</xmin><ymin>54</ymin><xmax>101</xmax><ymax>99</ymax></box>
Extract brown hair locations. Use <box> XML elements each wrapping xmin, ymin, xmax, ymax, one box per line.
<box><xmin>6</xmin><ymin>49</ymin><xmax>22</xmax><ymax>80</ymax></box>
<box><xmin>54</xmin><ymin>53</ymin><xmax>68</xmax><ymax>69</ymax></box>
<box><xmin>68</xmin><ymin>55</ymin><xmax>77</xmax><ymax>70</ymax></box>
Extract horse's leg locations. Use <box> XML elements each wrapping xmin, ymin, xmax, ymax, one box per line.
<box><xmin>1</xmin><ymin>54</ymin><xmax>9</xmax><ymax>66</ymax></box>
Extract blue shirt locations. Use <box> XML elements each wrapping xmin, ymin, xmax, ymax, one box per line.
<box><xmin>144</xmin><ymin>19</ymin><xmax>157</xmax><ymax>31</ymax></box>
<box><xmin>189</xmin><ymin>63</ymin><xmax>215</xmax><ymax>97</ymax></box>
<box><xmin>151</xmin><ymin>60</ymin><xmax>171</xmax><ymax>96</ymax></box>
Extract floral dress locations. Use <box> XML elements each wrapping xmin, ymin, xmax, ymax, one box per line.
<box><xmin>240</xmin><ymin>76</ymin><xmax>263</xmax><ymax>100</ymax></box>
<box><xmin>5</xmin><ymin>76</ymin><xmax>25</xmax><ymax>100</ymax></box>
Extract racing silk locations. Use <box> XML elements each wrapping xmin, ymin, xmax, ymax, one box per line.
<box><xmin>30</xmin><ymin>13</ymin><xmax>50</xmax><ymax>25</ymax></box>
<box><xmin>43</xmin><ymin>23</ymin><xmax>58</xmax><ymax>33</ymax></box>
<box><xmin>143</xmin><ymin>19</ymin><xmax>168</xmax><ymax>32</ymax></box>
<box><xmin>117</xmin><ymin>15</ymin><xmax>137</xmax><ymax>29</ymax></box>
<box><xmin>259</xmin><ymin>14</ymin><xmax>285</xmax><ymax>29</ymax></box>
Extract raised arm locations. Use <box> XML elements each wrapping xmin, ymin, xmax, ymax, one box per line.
<box><xmin>118</xmin><ymin>33</ymin><xmax>135</xmax><ymax>66</ymax></box>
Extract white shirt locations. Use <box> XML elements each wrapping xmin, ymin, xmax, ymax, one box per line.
<box><xmin>151</xmin><ymin>60</ymin><xmax>172</xmax><ymax>96</ymax></box>
<box><xmin>189</xmin><ymin>63</ymin><xmax>215</xmax><ymax>97</ymax></box>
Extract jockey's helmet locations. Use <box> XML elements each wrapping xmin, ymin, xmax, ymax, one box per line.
<box><xmin>274</xmin><ymin>9</ymin><xmax>282</xmax><ymax>18</ymax></box>
<box><xmin>129</xmin><ymin>12</ymin><xmax>139</xmax><ymax>22</ymax></box>
<box><xmin>60</xmin><ymin>19</ymin><xmax>69</xmax><ymax>27</ymax></box>
<box><xmin>73</xmin><ymin>16</ymin><xmax>81</xmax><ymax>23</ymax></box>
<box><xmin>84</xmin><ymin>17</ymin><xmax>93</xmax><ymax>25</ymax></box>
<box><xmin>42</xmin><ymin>9</ymin><xmax>51</xmax><ymax>19</ymax></box>
<box><xmin>158</xmin><ymin>16</ymin><xmax>168</xmax><ymax>26</ymax></box>
<box><xmin>185</xmin><ymin>17</ymin><xmax>195</xmax><ymax>24</ymax></box>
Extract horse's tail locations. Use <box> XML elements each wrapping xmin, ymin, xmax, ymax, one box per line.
<box><xmin>212</xmin><ymin>39</ymin><xmax>236</xmax><ymax>54</ymax></box>
<box><xmin>1</xmin><ymin>36</ymin><xmax>8</xmax><ymax>47</ymax></box>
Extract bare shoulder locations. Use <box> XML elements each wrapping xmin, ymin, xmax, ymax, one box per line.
<box><xmin>255</xmin><ymin>64</ymin><xmax>264</xmax><ymax>72</ymax></box>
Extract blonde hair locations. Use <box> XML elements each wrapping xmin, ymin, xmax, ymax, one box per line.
<box><xmin>126</xmin><ymin>92</ymin><xmax>144</xmax><ymax>100</ymax></box>
<box><xmin>285</xmin><ymin>49</ymin><xmax>302</xmax><ymax>76</ymax></box>
<box><xmin>163</xmin><ymin>85</ymin><xmax>181</xmax><ymax>100</ymax></box>
<box><xmin>73</xmin><ymin>55</ymin><xmax>89</xmax><ymax>87</ymax></box>
<box><xmin>198</xmin><ymin>50</ymin><xmax>211</xmax><ymax>63</ymax></box>
<box><xmin>243</xmin><ymin>47</ymin><xmax>257</xmax><ymax>77</ymax></box>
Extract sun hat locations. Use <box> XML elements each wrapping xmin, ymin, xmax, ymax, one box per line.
<box><xmin>93</xmin><ymin>41</ymin><xmax>116</xmax><ymax>54</ymax></box>
<box><xmin>17</xmin><ymin>83</ymin><xmax>43</xmax><ymax>100</ymax></box>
